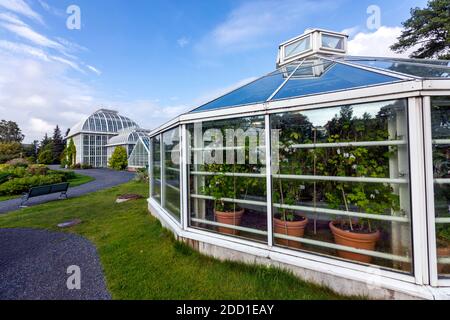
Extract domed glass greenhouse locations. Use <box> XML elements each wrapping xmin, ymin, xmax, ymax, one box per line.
<box><xmin>147</xmin><ymin>29</ymin><xmax>450</xmax><ymax>299</ymax></box>
<box><xmin>67</xmin><ymin>109</ymin><xmax>140</xmax><ymax>167</ymax></box>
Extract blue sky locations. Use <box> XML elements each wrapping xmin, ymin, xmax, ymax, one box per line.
<box><xmin>0</xmin><ymin>0</ymin><xmax>427</xmax><ymax>142</ymax></box>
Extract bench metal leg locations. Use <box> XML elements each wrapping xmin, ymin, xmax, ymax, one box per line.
<box><xmin>19</xmin><ymin>194</ymin><xmax>29</xmax><ymax>208</ymax></box>
<box><xmin>59</xmin><ymin>191</ymin><xmax>68</xmax><ymax>200</ymax></box>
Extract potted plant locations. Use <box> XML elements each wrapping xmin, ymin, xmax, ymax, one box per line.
<box><xmin>325</xmin><ymin>147</ymin><xmax>400</xmax><ymax>263</ymax></box>
<box><xmin>436</xmin><ymin>224</ymin><xmax>450</xmax><ymax>274</ymax></box>
<box><xmin>201</xmin><ymin>163</ymin><xmax>245</xmax><ymax>235</ymax></box>
<box><xmin>273</xmin><ymin>179</ymin><xmax>309</xmax><ymax>249</ymax></box>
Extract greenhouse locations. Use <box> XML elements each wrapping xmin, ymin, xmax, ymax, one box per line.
<box><xmin>147</xmin><ymin>29</ymin><xmax>450</xmax><ymax>299</ymax></box>
<box><xmin>128</xmin><ymin>136</ymin><xmax>150</xmax><ymax>169</ymax></box>
<box><xmin>67</xmin><ymin>109</ymin><xmax>141</xmax><ymax>167</ymax></box>
<box><xmin>105</xmin><ymin>128</ymin><xmax>149</xmax><ymax>162</ymax></box>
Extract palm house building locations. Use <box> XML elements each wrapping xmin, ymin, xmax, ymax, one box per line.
<box><xmin>147</xmin><ymin>29</ymin><xmax>450</xmax><ymax>299</ymax></box>
<box><xmin>67</xmin><ymin>109</ymin><xmax>143</xmax><ymax>168</ymax></box>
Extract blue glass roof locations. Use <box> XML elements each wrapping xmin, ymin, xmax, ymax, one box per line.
<box><xmin>190</xmin><ymin>55</ymin><xmax>449</xmax><ymax>114</ymax></box>
<box><xmin>345</xmin><ymin>58</ymin><xmax>450</xmax><ymax>78</ymax></box>
<box><xmin>273</xmin><ymin>62</ymin><xmax>399</xmax><ymax>101</ymax></box>
<box><xmin>191</xmin><ymin>57</ymin><xmax>403</xmax><ymax>113</ymax></box>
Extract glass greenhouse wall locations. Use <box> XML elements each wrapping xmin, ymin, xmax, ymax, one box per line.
<box><xmin>148</xmin><ymin>41</ymin><xmax>450</xmax><ymax>297</ymax></box>
<box><xmin>128</xmin><ymin>136</ymin><xmax>150</xmax><ymax>169</ymax></box>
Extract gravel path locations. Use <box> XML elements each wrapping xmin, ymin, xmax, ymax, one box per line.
<box><xmin>0</xmin><ymin>167</ymin><xmax>134</xmax><ymax>214</ymax></box>
<box><xmin>0</xmin><ymin>228</ymin><xmax>110</xmax><ymax>300</ymax></box>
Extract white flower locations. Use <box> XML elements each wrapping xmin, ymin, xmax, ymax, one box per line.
<box><xmin>349</xmin><ymin>154</ymin><xmax>356</xmax><ymax>159</ymax></box>
<box><xmin>300</xmin><ymin>185</ymin><xmax>306</xmax><ymax>190</ymax></box>
<box><xmin>337</xmin><ymin>149</ymin><xmax>341</xmax><ymax>155</ymax></box>
<box><xmin>375</xmin><ymin>189</ymin><xmax>380</xmax><ymax>194</ymax></box>
<box><xmin>344</xmin><ymin>153</ymin><xmax>350</xmax><ymax>158</ymax></box>
<box><xmin>352</xmin><ymin>164</ymin><xmax>357</xmax><ymax>170</ymax></box>
<box><xmin>370</xmin><ymin>194</ymin><xmax>375</xmax><ymax>199</ymax></box>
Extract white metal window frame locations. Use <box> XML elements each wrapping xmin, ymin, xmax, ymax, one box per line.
<box><xmin>184</xmin><ymin>98</ymin><xmax>416</xmax><ymax>275</ymax></box>
<box><xmin>147</xmin><ymin>79</ymin><xmax>450</xmax><ymax>290</ymax></box>
<box><xmin>423</xmin><ymin>96</ymin><xmax>450</xmax><ymax>287</ymax></box>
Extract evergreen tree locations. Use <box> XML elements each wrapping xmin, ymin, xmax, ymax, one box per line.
<box><xmin>67</xmin><ymin>138</ymin><xmax>77</xmax><ymax>167</ymax></box>
<box><xmin>391</xmin><ymin>0</ymin><xmax>450</xmax><ymax>59</ymax></box>
<box><xmin>52</xmin><ymin>125</ymin><xmax>65</xmax><ymax>164</ymax></box>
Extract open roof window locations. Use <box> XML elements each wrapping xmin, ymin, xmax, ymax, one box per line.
<box><xmin>321</xmin><ymin>33</ymin><xmax>345</xmax><ymax>51</ymax></box>
<box><xmin>278</xmin><ymin>29</ymin><xmax>348</xmax><ymax>67</ymax></box>
<box><xmin>284</xmin><ymin>35</ymin><xmax>312</xmax><ymax>59</ymax></box>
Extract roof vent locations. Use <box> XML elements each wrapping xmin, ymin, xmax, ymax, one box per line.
<box><xmin>277</xmin><ymin>28</ymin><xmax>348</xmax><ymax>67</ymax></box>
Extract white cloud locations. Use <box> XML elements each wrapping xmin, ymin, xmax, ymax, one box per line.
<box><xmin>198</xmin><ymin>0</ymin><xmax>336</xmax><ymax>54</ymax></box>
<box><xmin>341</xmin><ymin>26</ymin><xmax>360</xmax><ymax>38</ymax></box>
<box><xmin>29</xmin><ymin>117</ymin><xmax>53</xmax><ymax>135</ymax></box>
<box><xmin>347</xmin><ymin>26</ymin><xmax>416</xmax><ymax>58</ymax></box>
<box><xmin>177</xmin><ymin>37</ymin><xmax>190</xmax><ymax>48</ymax></box>
<box><xmin>0</xmin><ymin>51</ymin><xmax>96</xmax><ymax>142</ymax></box>
<box><xmin>87</xmin><ymin>65</ymin><xmax>102</xmax><ymax>76</ymax></box>
<box><xmin>38</xmin><ymin>0</ymin><xmax>65</xmax><ymax>17</ymax></box>
<box><xmin>0</xmin><ymin>0</ymin><xmax>44</xmax><ymax>24</ymax></box>
<box><xmin>0</xmin><ymin>11</ymin><xmax>27</xmax><ymax>26</ymax></box>
<box><xmin>1</xmin><ymin>22</ymin><xmax>64</xmax><ymax>51</ymax></box>
<box><xmin>0</xmin><ymin>39</ymin><xmax>50</xmax><ymax>61</ymax></box>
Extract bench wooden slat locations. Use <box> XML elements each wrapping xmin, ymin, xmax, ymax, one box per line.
<box><xmin>20</xmin><ymin>182</ymin><xmax>70</xmax><ymax>208</ymax></box>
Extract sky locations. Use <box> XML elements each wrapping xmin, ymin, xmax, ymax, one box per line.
<box><xmin>0</xmin><ymin>0</ymin><xmax>428</xmax><ymax>143</ymax></box>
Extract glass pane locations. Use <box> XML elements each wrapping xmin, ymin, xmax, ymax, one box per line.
<box><xmin>321</xmin><ymin>34</ymin><xmax>344</xmax><ymax>50</ymax></box>
<box><xmin>270</xmin><ymin>99</ymin><xmax>413</xmax><ymax>273</ymax></box>
<box><xmin>273</xmin><ymin>63</ymin><xmax>400</xmax><ymax>101</ymax></box>
<box><xmin>349</xmin><ymin>59</ymin><xmax>450</xmax><ymax>78</ymax></box>
<box><xmin>188</xmin><ymin>116</ymin><xmax>267</xmax><ymax>243</ymax></box>
<box><xmin>284</xmin><ymin>36</ymin><xmax>311</xmax><ymax>59</ymax></box>
<box><xmin>163</xmin><ymin>127</ymin><xmax>181</xmax><ymax>221</ymax></box>
<box><xmin>431</xmin><ymin>97</ymin><xmax>450</xmax><ymax>278</ymax></box>
<box><xmin>151</xmin><ymin>135</ymin><xmax>161</xmax><ymax>204</ymax></box>
<box><xmin>192</xmin><ymin>72</ymin><xmax>286</xmax><ymax>112</ymax></box>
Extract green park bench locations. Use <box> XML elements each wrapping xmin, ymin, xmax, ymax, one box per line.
<box><xmin>20</xmin><ymin>182</ymin><xmax>70</xmax><ymax>208</ymax></box>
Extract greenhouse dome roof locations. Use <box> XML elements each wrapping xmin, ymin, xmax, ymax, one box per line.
<box><xmin>105</xmin><ymin>128</ymin><xmax>150</xmax><ymax>146</ymax></box>
<box><xmin>68</xmin><ymin>109</ymin><xmax>140</xmax><ymax>137</ymax></box>
<box><xmin>190</xmin><ymin>55</ymin><xmax>450</xmax><ymax>113</ymax></box>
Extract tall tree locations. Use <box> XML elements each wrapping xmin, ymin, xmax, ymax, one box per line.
<box><xmin>0</xmin><ymin>120</ymin><xmax>25</xmax><ymax>143</ymax></box>
<box><xmin>52</xmin><ymin>125</ymin><xmax>65</xmax><ymax>164</ymax></box>
<box><xmin>391</xmin><ymin>0</ymin><xmax>450</xmax><ymax>59</ymax></box>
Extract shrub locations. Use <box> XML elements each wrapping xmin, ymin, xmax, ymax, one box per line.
<box><xmin>134</xmin><ymin>167</ymin><xmax>149</xmax><ymax>182</ymax></box>
<box><xmin>0</xmin><ymin>172</ymin><xmax>11</xmax><ymax>184</ymax></box>
<box><xmin>71</xmin><ymin>163</ymin><xmax>81</xmax><ymax>169</ymax></box>
<box><xmin>108</xmin><ymin>146</ymin><xmax>128</xmax><ymax>171</ymax></box>
<box><xmin>48</xmin><ymin>170</ymin><xmax>76</xmax><ymax>181</ymax></box>
<box><xmin>6</xmin><ymin>158</ymin><xmax>30</xmax><ymax>167</ymax></box>
<box><xmin>0</xmin><ymin>175</ymin><xmax>64</xmax><ymax>195</ymax></box>
<box><xmin>37</xmin><ymin>149</ymin><xmax>53</xmax><ymax>165</ymax></box>
<box><xmin>27</xmin><ymin>164</ymin><xmax>49</xmax><ymax>176</ymax></box>
<box><xmin>81</xmin><ymin>164</ymin><xmax>92</xmax><ymax>170</ymax></box>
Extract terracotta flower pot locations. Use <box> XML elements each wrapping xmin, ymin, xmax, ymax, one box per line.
<box><xmin>437</xmin><ymin>246</ymin><xmax>450</xmax><ymax>274</ymax></box>
<box><xmin>329</xmin><ymin>221</ymin><xmax>380</xmax><ymax>264</ymax></box>
<box><xmin>273</xmin><ymin>216</ymin><xmax>308</xmax><ymax>249</ymax></box>
<box><xmin>214</xmin><ymin>209</ymin><xmax>244</xmax><ymax>235</ymax></box>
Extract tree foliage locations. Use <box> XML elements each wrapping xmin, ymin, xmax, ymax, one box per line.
<box><xmin>0</xmin><ymin>142</ymin><xmax>22</xmax><ymax>164</ymax></box>
<box><xmin>52</xmin><ymin>125</ymin><xmax>65</xmax><ymax>164</ymax></box>
<box><xmin>391</xmin><ymin>0</ymin><xmax>450</xmax><ymax>59</ymax></box>
<box><xmin>0</xmin><ymin>120</ymin><xmax>24</xmax><ymax>143</ymax></box>
<box><xmin>108</xmin><ymin>146</ymin><xmax>128</xmax><ymax>170</ymax></box>
<box><xmin>66</xmin><ymin>138</ymin><xmax>76</xmax><ymax>167</ymax></box>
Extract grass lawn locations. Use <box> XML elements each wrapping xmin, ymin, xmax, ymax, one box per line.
<box><xmin>0</xmin><ymin>181</ymin><xmax>350</xmax><ymax>300</ymax></box>
<box><xmin>67</xmin><ymin>172</ymin><xmax>95</xmax><ymax>187</ymax></box>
